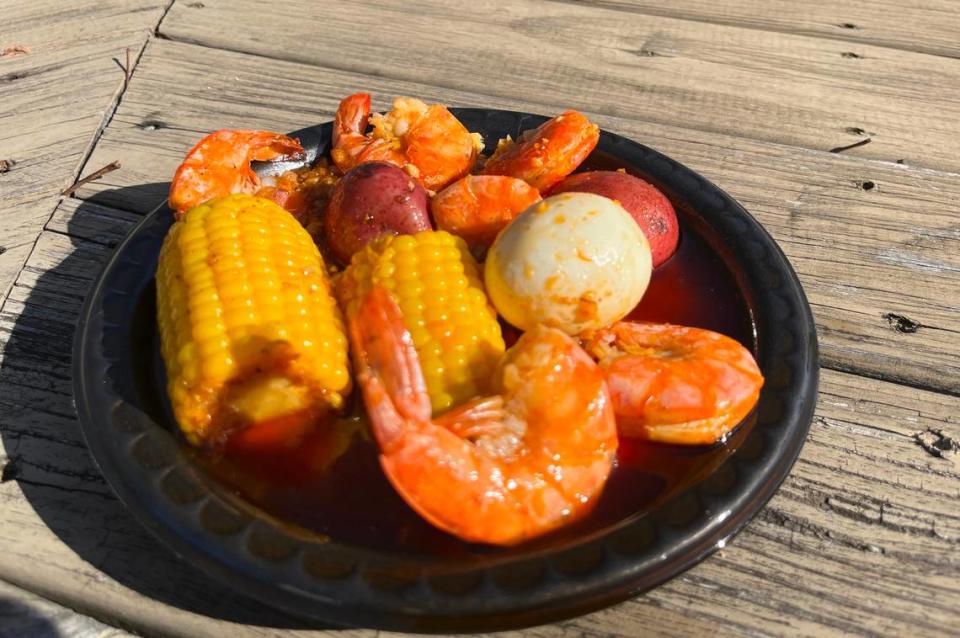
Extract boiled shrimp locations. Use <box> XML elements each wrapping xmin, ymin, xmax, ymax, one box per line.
<box><xmin>168</xmin><ymin>130</ymin><xmax>304</xmax><ymax>217</ymax></box>
<box><xmin>350</xmin><ymin>287</ymin><xmax>617</xmax><ymax>545</ymax></box>
<box><xmin>581</xmin><ymin>322</ymin><xmax>764</xmax><ymax>446</ymax></box>
<box><xmin>331</xmin><ymin>93</ymin><xmax>405</xmax><ymax>171</ymax></box>
<box><xmin>331</xmin><ymin>93</ymin><xmax>483</xmax><ymax>191</ymax></box>
<box><xmin>481</xmin><ymin>110</ymin><xmax>599</xmax><ymax>192</ymax></box>
<box><xmin>431</xmin><ymin>175</ymin><xmax>541</xmax><ymax>252</ymax></box>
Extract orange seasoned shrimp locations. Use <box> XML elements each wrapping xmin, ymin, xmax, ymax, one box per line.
<box><xmin>169</xmin><ymin>130</ymin><xmax>304</xmax><ymax>218</ymax></box>
<box><xmin>350</xmin><ymin>287</ymin><xmax>617</xmax><ymax>545</ymax></box>
<box><xmin>331</xmin><ymin>93</ymin><xmax>483</xmax><ymax>191</ymax></box>
<box><xmin>431</xmin><ymin>175</ymin><xmax>541</xmax><ymax>251</ymax></box>
<box><xmin>331</xmin><ymin>93</ymin><xmax>405</xmax><ymax>171</ymax></box>
<box><xmin>482</xmin><ymin>110</ymin><xmax>599</xmax><ymax>192</ymax></box>
<box><xmin>581</xmin><ymin>322</ymin><xmax>764</xmax><ymax>446</ymax></box>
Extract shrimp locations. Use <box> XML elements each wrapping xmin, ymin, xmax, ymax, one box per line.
<box><xmin>482</xmin><ymin>110</ymin><xmax>599</xmax><ymax>192</ymax></box>
<box><xmin>168</xmin><ymin>130</ymin><xmax>304</xmax><ymax>218</ymax></box>
<box><xmin>331</xmin><ymin>93</ymin><xmax>483</xmax><ymax>192</ymax></box>
<box><xmin>350</xmin><ymin>287</ymin><xmax>617</xmax><ymax>545</ymax></box>
<box><xmin>331</xmin><ymin>93</ymin><xmax>405</xmax><ymax>171</ymax></box>
<box><xmin>581</xmin><ymin>322</ymin><xmax>764</xmax><ymax>446</ymax></box>
<box><xmin>431</xmin><ymin>175</ymin><xmax>541</xmax><ymax>252</ymax></box>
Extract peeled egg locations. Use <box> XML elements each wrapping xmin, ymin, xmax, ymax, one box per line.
<box><xmin>484</xmin><ymin>192</ymin><xmax>652</xmax><ymax>334</ymax></box>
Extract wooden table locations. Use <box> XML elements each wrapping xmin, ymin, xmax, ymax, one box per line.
<box><xmin>1</xmin><ymin>1</ymin><xmax>958</xmax><ymax>635</ymax></box>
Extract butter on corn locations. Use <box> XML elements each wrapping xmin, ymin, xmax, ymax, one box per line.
<box><xmin>156</xmin><ymin>194</ymin><xmax>350</xmax><ymax>445</ymax></box>
<box><xmin>337</xmin><ymin>231</ymin><xmax>505</xmax><ymax>414</ymax></box>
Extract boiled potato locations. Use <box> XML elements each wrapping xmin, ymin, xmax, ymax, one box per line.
<box><xmin>551</xmin><ymin>171</ymin><xmax>679</xmax><ymax>267</ymax></box>
<box><xmin>324</xmin><ymin>162</ymin><xmax>431</xmax><ymax>264</ymax></box>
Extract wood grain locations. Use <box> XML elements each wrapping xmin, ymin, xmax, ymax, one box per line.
<box><xmin>1</xmin><ymin>176</ymin><xmax>956</xmax><ymax>637</ymax></box>
<box><xmin>0</xmin><ymin>0</ymin><xmax>168</xmax><ymax>306</ymax></box>
<box><xmin>159</xmin><ymin>0</ymin><xmax>960</xmax><ymax>172</ymax></box>
<box><xmin>3</xmin><ymin>1</ymin><xmax>960</xmax><ymax>635</ymax></box>
<box><xmin>570</xmin><ymin>0</ymin><xmax>960</xmax><ymax>59</ymax></box>
<box><xmin>77</xmin><ymin>39</ymin><xmax>960</xmax><ymax>394</ymax></box>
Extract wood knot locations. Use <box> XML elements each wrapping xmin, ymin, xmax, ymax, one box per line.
<box><xmin>882</xmin><ymin>312</ymin><xmax>920</xmax><ymax>333</ymax></box>
<box><xmin>913</xmin><ymin>429</ymin><xmax>959</xmax><ymax>460</ymax></box>
<box><xmin>0</xmin><ymin>159</ymin><xmax>13</xmax><ymax>174</ymax></box>
<box><xmin>838</xmin><ymin>22</ymin><xmax>860</xmax><ymax>29</ymax></box>
<box><xmin>855</xmin><ymin>179</ymin><xmax>875</xmax><ymax>191</ymax></box>
<box><xmin>841</xmin><ymin>52</ymin><xmax>863</xmax><ymax>59</ymax></box>
<box><xmin>137</xmin><ymin>120</ymin><xmax>166</xmax><ymax>131</ymax></box>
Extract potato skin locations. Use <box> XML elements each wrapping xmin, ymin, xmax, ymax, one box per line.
<box><xmin>324</xmin><ymin>162</ymin><xmax>431</xmax><ymax>264</ymax></box>
<box><xmin>550</xmin><ymin>171</ymin><xmax>679</xmax><ymax>267</ymax></box>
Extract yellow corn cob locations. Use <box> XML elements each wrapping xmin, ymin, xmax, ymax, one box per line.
<box><xmin>156</xmin><ymin>194</ymin><xmax>351</xmax><ymax>445</ymax></box>
<box><xmin>337</xmin><ymin>231</ymin><xmax>505</xmax><ymax>414</ymax></box>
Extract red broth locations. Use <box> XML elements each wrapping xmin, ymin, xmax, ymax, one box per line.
<box><xmin>195</xmin><ymin>159</ymin><xmax>757</xmax><ymax>556</ymax></box>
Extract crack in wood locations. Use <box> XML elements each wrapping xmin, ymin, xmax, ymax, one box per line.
<box><xmin>829</xmin><ymin>137</ymin><xmax>871</xmax><ymax>153</ymax></box>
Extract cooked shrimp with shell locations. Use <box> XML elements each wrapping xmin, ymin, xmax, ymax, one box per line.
<box><xmin>349</xmin><ymin>287</ymin><xmax>617</xmax><ymax>545</ymax></box>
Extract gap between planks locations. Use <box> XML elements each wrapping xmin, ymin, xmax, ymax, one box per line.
<box><xmin>0</xmin><ymin>0</ymin><xmax>172</xmax><ymax>309</ymax></box>
<box><xmin>547</xmin><ymin>0</ymin><xmax>960</xmax><ymax>60</ymax></box>
<box><xmin>156</xmin><ymin>0</ymin><xmax>960</xmax><ymax>174</ymax></box>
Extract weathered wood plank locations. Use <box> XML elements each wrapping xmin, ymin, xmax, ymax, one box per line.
<box><xmin>0</xmin><ymin>198</ymin><xmax>956</xmax><ymax>636</ymax></box>
<box><xmin>0</xmin><ymin>0</ymin><xmax>169</xmax><ymax>305</ymax></box>
<box><xmin>77</xmin><ymin>39</ymin><xmax>960</xmax><ymax>394</ymax></box>
<box><xmin>0</xmin><ymin>578</ymin><xmax>133</xmax><ymax>638</ymax></box>
<box><xmin>159</xmin><ymin>0</ymin><xmax>960</xmax><ymax>172</ymax></box>
<box><xmin>572</xmin><ymin>0</ymin><xmax>960</xmax><ymax>60</ymax></box>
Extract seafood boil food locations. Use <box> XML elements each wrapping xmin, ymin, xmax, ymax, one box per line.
<box><xmin>157</xmin><ymin>93</ymin><xmax>764</xmax><ymax>545</ymax></box>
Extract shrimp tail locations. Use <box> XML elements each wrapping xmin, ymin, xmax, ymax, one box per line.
<box><xmin>334</xmin><ymin>93</ymin><xmax>371</xmax><ymax>144</ymax></box>
<box><xmin>332</xmin><ymin>93</ymin><xmax>373</xmax><ymax>171</ymax></box>
<box><xmin>349</xmin><ymin>287</ymin><xmax>431</xmax><ymax>448</ymax></box>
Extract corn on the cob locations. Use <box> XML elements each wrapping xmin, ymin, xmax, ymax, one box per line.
<box><xmin>337</xmin><ymin>231</ymin><xmax>505</xmax><ymax>414</ymax></box>
<box><xmin>156</xmin><ymin>194</ymin><xmax>351</xmax><ymax>445</ymax></box>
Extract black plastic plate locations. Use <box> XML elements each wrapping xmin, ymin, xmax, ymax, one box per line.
<box><xmin>73</xmin><ymin>108</ymin><xmax>818</xmax><ymax>632</ymax></box>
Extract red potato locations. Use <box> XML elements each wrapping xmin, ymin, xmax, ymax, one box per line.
<box><xmin>550</xmin><ymin>171</ymin><xmax>679</xmax><ymax>267</ymax></box>
<box><xmin>324</xmin><ymin>162</ymin><xmax>432</xmax><ymax>264</ymax></box>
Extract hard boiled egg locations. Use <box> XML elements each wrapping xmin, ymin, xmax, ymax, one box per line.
<box><xmin>485</xmin><ymin>192</ymin><xmax>652</xmax><ymax>334</ymax></box>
